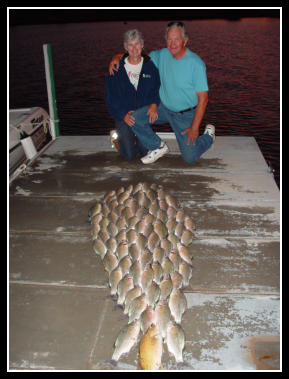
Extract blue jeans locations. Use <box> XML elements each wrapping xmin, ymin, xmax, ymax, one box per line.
<box><xmin>130</xmin><ymin>102</ymin><xmax>213</xmax><ymax>164</ymax></box>
<box><xmin>115</xmin><ymin>119</ymin><xmax>148</xmax><ymax>161</ymax></box>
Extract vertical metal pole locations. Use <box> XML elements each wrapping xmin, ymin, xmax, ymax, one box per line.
<box><xmin>43</xmin><ymin>44</ymin><xmax>60</xmax><ymax>138</ymax></box>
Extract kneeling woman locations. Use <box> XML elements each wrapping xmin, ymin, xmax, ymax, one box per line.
<box><xmin>105</xmin><ymin>29</ymin><xmax>160</xmax><ymax>161</ymax></box>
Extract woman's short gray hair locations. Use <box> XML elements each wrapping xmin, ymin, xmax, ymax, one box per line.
<box><xmin>165</xmin><ymin>21</ymin><xmax>188</xmax><ymax>40</ymax></box>
<box><xmin>123</xmin><ymin>29</ymin><xmax>144</xmax><ymax>47</ymax></box>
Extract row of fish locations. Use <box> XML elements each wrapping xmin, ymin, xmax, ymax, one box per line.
<box><xmin>88</xmin><ymin>182</ymin><xmax>195</xmax><ymax>370</ymax></box>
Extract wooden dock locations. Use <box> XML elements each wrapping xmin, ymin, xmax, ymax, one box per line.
<box><xmin>9</xmin><ymin>135</ymin><xmax>280</xmax><ymax>370</ymax></box>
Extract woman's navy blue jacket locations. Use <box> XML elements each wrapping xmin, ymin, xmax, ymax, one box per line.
<box><xmin>105</xmin><ymin>53</ymin><xmax>161</xmax><ymax>121</ymax></box>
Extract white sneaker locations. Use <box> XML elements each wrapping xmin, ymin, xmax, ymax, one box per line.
<box><xmin>109</xmin><ymin>130</ymin><xmax>118</xmax><ymax>148</ymax></box>
<box><xmin>204</xmin><ymin>124</ymin><xmax>215</xmax><ymax>142</ymax></box>
<box><xmin>141</xmin><ymin>141</ymin><xmax>169</xmax><ymax>164</ymax></box>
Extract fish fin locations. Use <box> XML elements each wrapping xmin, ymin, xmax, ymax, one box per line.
<box><xmin>113</xmin><ymin>303</ymin><xmax>125</xmax><ymax>311</ymax></box>
<box><xmin>180</xmin><ymin>285</ymin><xmax>193</xmax><ymax>292</ymax></box>
<box><xmin>103</xmin><ymin>294</ymin><xmax>117</xmax><ymax>301</ymax></box>
<box><xmin>100</xmin><ymin>359</ymin><xmax>118</xmax><ymax>370</ymax></box>
<box><xmin>118</xmin><ymin>313</ymin><xmax>129</xmax><ymax>321</ymax></box>
<box><xmin>176</xmin><ymin>360</ymin><xmax>193</xmax><ymax>370</ymax></box>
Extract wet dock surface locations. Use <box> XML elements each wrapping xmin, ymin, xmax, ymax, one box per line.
<box><xmin>9</xmin><ymin>136</ymin><xmax>280</xmax><ymax>370</ymax></box>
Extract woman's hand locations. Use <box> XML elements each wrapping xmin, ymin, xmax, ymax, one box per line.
<box><xmin>147</xmin><ymin>104</ymin><xmax>158</xmax><ymax>123</ymax></box>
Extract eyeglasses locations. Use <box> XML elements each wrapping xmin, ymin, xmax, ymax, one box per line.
<box><xmin>167</xmin><ymin>21</ymin><xmax>184</xmax><ymax>28</ymax></box>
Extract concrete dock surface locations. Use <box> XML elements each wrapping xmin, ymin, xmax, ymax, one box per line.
<box><xmin>9</xmin><ymin>135</ymin><xmax>280</xmax><ymax>370</ymax></box>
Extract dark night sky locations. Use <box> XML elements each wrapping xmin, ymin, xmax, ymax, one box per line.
<box><xmin>9</xmin><ymin>8</ymin><xmax>280</xmax><ymax>27</ymax></box>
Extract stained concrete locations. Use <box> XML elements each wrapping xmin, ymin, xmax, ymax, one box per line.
<box><xmin>9</xmin><ymin>136</ymin><xmax>280</xmax><ymax>370</ymax></box>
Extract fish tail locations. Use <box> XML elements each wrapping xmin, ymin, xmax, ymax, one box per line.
<box><xmin>180</xmin><ymin>285</ymin><xmax>193</xmax><ymax>292</ymax></box>
<box><xmin>113</xmin><ymin>303</ymin><xmax>125</xmax><ymax>311</ymax></box>
<box><xmin>176</xmin><ymin>360</ymin><xmax>193</xmax><ymax>370</ymax></box>
<box><xmin>100</xmin><ymin>358</ymin><xmax>118</xmax><ymax>369</ymax></box>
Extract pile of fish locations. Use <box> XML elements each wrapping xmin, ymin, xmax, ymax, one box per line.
<box><xmin>88</xmin><ymin>182</ymin><xmax>195</xmax><ymax>370</ymax></box>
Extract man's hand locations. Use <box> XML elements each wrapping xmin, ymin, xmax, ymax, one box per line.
<box><xmin>123</xmin><ymin>111</ymin><xmax>135</xmax><ymax>126</ymax></box>
<box><xmin>147</xmin><ymin>104</ymin><xmax>158</xmax><ymax>123</ymax></box>
<box><xmin>109</xmin><ymin>54</ymin><xmax>123</xmax><ymax>75</ymax></box>
<box><xmin>182</xmin><ymin>128</ymin><xmax>199</xmax><ymax>145</ymax></box>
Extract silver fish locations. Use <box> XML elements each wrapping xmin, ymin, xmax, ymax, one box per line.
<box><xmin>121</xmin><ymin>206</ymin><xmax>134</xmax><ymax>221</ymax></box>
<box><xmin>167</xmin><ymin>234</ymin><xmax>179</xmax><ymax>249</ymax></box>
<box><xmin>115</xmin><ymin>240</ymin><xmax>128</xmax><ymax>260</ymax></box>
<box><xmin>154</xmin><ymin>220</ymin><xmax>168</xmax><ymax>240</ymax></box>
<box><xmin>107</xmin><ymin>222</ymin><xmax>118</xmax><ymax>238</ymax></box>
<box><xmin>152</xmin><ymin>261</ymin><xmax>163</xmax><ymax>285</ymax></box>
<box><xmin>116</xmin><ymin>217</ymin><xmax>126</xmax><ymax>231</ymax></box>
<box><xmin>91</xmin><ymin>224</ymin><xmax>100</xmax><ymax>239</ymax></box>
<box><xmin>147</xmin><ymin>232</ymin><xmax>160</xmax><ymax>252</ymax></box>
<box><xmin>156</xmin><ymin>209</ymin><xmax>167</xmax><ymax>224</ymax></box>
<box><xmin>118</xmin><ymin>255</ymin><xmax>132</xmax><ymax>276</ymax></box>
<box><xmin>107</xmin><ymin>211</ymin><xmax>118</xmax><ymax>224</ymax></box>
<box><xmin>101</xmin><ymin>319</ymin><xmax>140</xmax><ymax>369</ymax></box>
<box><xmin>175</xmin><ymin>222</ymin><xmax>186</xmax><ymax>239</ymax></box>
<box><xmin>179</xmin><ymin>260</ymin><xmax>193</xmax><ymax>291</ymax></box>
<box><xmin>90</xmin><ymin>212</ymin><xmax>103</xmax><ymax>225</ymax></box>
<box><xmin>128</xmin><ymin>293</ymin><xmax>149</xmax><ymax>323</ymax></box>
<box><xmin>168</xmin><ymin>287</ymin><xmax>187</xmax><ymax>324</ymax></box>
<box><xmin>98</xmin><ymin>228</ymin><xmax>110</xmax><ymax>244</ymax></box>
<box><xmin>92</xmin><ymin>239</ymin><xmax>107</xmax><ymax>259</ymax></box>
<box><xmin>140</xmin><ymin>249</ymin><xmax>153</xmax><ymax>270</ymax></box>
<box><xmin>116</xmin><ymin>273</ymin><xmax>134</xmax><ymax>309</ymax></box>
<box><xmin>177</xmin><ymin>242</ymin><xmax>193</xmax><ymax>267</ymax></box>
<box><xmin>136</xmin><ymin>233</ymin><xmax>148</xmax><ymax>251</ymax></box>
<box><xmin>114</xmin><ymin>203</ymin><xmax>124</xmax><ymax>217</ymax></box>
<box><xmin>166</xmin><ymin>195</ymin><xmax>180</xmax><ymax>210</ymax></box>
<box><xmin>106</xmin><ymin>236</ymin><xmax>117</xmax><ymax>253</ymax></box>
<box><xmin>140</xmin><ymin>305</ymin><xmax>156</xmax><ymax>333</ymax></box>
<box><xmin>88</xmin><ymin>203</ymin><xmax>102</xmax><ymax>220</ymax></box>
<box><xmin>184</xmin><ymin>216</ymin><xmax>196</xmax><ymax>232</ymax></box>
<box><xmin>155</xmin><ymin>300</ymin><xmax>171</xmax><ymax>341</ymax></box>
<box><xmin>169</xmin><ymin>249</ymin><xmax>181</xmax><ymax>271</ymax></box>
<box><xmin>128</xmin><ymin>243</ymin><xmax>141</xmax><ymax>262</ymax></box>
<box><xmin>166</xmin><ymin>321</ymin><xmax>192</xmax><ymax>369</ymax></box>
<box><xmin>146</xmin><ymin>188</ymin><xmax>157</xmax><ymax>202</ymax></box>
<box><xmin>142</xmin><ymin>223</ymin><xmax>154</xmax><ymax>238</ymax></box>
<box><xmin>147</xmin><ymin>281</ymin><xmax>161</xmax><ymax>308</ymax></box>
<box><xmin>126</xmin><ymin>216</ymin><xmax>139</xmax><ymax>230</ymax></box>
<box><xmin>108</xmin><ymin>266</ymin><xmax>123</xmax><ymax>300</ymax></box>
<box><xmin>171</xmin><ymin>270</ymin><xmax>183</xmax><ymax>289</ymax></box>
<box><xmin>181</xmin><ymin>229</ymin><xmax>195</xmax><ymax>246</ymax></box>
<box><xmin>123</xmin><ymin>285</ymin><xmax>142</xmax><ymax>315</ymax></box>
<box><xmin>103</xmin><ymin>251</ymin><xmax>118</xmax><ymax>275</ymax></box>
<box><xmin>160</xmin><ymin>238</ymin><xmax>173</xmax><ymax>256</ymax></box>
<box><xmin>103</xmin><ymin>190</ymin><xmax>116</xmax><ymax>203</ymax></box>
<box><xmin>141</xmin><ymin>264</ymin><xmax>154</xmax><ymax>293</ymax></box>
<box><xmin>127</xmin><ymin>229</ymin><xmax>137</xmax><ymax>246</ymax></box>
<box><xmin>115</xmin><ymin>186</ymin><xmax>124</xmax><ymax>196</ymax></box>
<box><xmin>161</xmin><ymin>256</ymin><xmax>174</xmax><ymax>277</ymax></box>
<box><xmin>136</xmin><ymin>206</ymin><xmax>149</xmax><ymax>220</ymax></box>
<box><xmin>157</xmin><ymin>187</ymin><xmax>167</xmax><ymax>200</ymax></box>
<box><xmin>159</xmin><ymin>274</ymin><xmax>173</xmax><ymax>300</ymax></box>
<box><xmin>117</xmin><ymin>190</ymin><xmax>131</xmax><ymax>204</ymax></box>
<box><xmin>129</xmin><ymin>260</ymin><xmax>142</xmax><ymax>287</ymax></box>
<box><xmin>153</xmin><ymin>246</ymin><xmax>166</xmax><ymax>264</ymax></box>
<box><xmin>135</xmin><ymin>219</ymin><xmax>146</xmax><ymax>235</ymax></box>
<box><xmin>176</xmin><ymin>208</ymin><xmax>187</xmax><ymax>223</ymax></box>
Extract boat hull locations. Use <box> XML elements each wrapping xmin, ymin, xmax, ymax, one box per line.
<box><xmin>9</xmin><ymin>107</ymin><xmax>50</xmax><ymax>174</ymax></box>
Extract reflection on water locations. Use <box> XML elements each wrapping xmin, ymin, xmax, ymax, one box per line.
<box><xmin>9</xmin><ymin>18</ymin><xmax>280</xmax><ymax>186</ymax></box>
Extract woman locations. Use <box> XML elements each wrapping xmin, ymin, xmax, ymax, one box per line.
<box><xmin>105</xmin><ymin>29</ymin><xmax>161</xmax><ymax>161</ymax></box>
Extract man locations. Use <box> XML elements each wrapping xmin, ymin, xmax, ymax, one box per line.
<box><xmin>110</xmin><ymin>21</ymin><xmax>215</xmax><ymax>164</ymax></box>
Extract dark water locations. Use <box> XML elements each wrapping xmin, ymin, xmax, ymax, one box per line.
<box><xmin>9</xmin><ymin>19</ymin><xmax>280</xmax><ymax>187</ymax></box>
